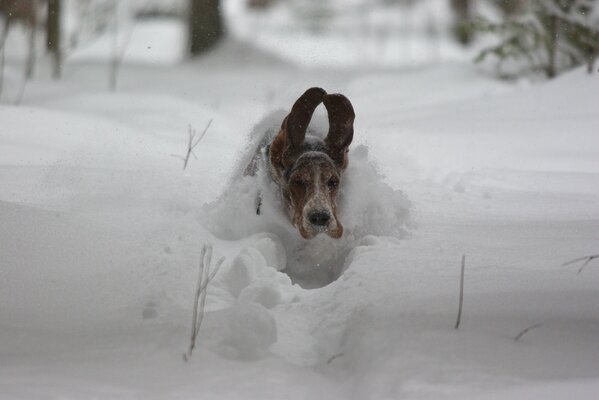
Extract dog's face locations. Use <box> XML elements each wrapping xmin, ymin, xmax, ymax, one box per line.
<box><xmin>285</xmin><ymin>151</ymin><xmax>343</xmax><ymax>239</ymax></box>
<box><xmin>269</xmin><ymin>88</ymin><xmax>354</xmax><ymax>239</ymax></box>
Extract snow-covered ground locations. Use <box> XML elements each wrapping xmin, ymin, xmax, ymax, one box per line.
<box><xmin>1</xmin><ymin>13</ymin><xmax>599</xmax><ymax>400</ymax></box>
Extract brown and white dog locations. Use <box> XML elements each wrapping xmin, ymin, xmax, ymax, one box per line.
<box><xmin>253</xmin><ymin>87</ymin><xmax>355</xmax><ymax>240</ymax></box>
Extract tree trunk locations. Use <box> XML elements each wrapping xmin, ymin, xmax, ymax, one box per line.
<box><xmin>25</xmin><ymin>15</ymin><xmax>36</xmax><ymax>79</ymax></box>
<box><xmin>495</xmin><ymin>0</ymin><xmax>524</xmax><ymax>17</ymax></box>
<box><xmin>546</xmin><ymin>14</ymin><xmax>558</xmax><ymax>78</ymax></box>
<box><xmin>451</xmin><ymin>0</ymin><xmax>473</xmax><ymax>45</ymax></box>
<box><xmin>0</xmin><ymin>17</ymin><xmax>9</xmax><ymax>95</ymax></box>
<box><xmin>189</xmin><ymin>0</ymin><xmax>223</xmax><ymax>56</ymax></box>
<box><xmin>46</xmin><ymin>0</ymin><xmax>61</xmax><ymax>79</ymax></box>
<box><xmin>588</xmin><ymin>32</ymin><xmax>599</xmax><ymax>74</ymax></box>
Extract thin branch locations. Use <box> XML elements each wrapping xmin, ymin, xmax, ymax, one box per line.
<box><xmin>327</xmin><ymin>352</ymin><xmax>344</xmax><ymax>364</ymax></box>
<box><xmin>175</xmin><ymin>119</ymin><xmax>213</xmax><ymax>170</ymax></box>
<box><xmin>562</xmin><ymin>254</ymin><xmax>599</xmax><ymax>274</ymax></box>
<box><xmin>514</xmin><ymin>323</ymin><xmax>543</xmax><ymax>341</ymax></box>
<box><xmin>454</xmin><ymin>254</ymin><xmax>466</xmax><ymax>330</ymax></box>
<box><xmin>109</xmin><ymin>1</ymin><xmax>134</xmax><ymax>91</ymax></box>
<box><xmin>192</xmin><ymin>119</ymin><xmax>212</xmax><ymax>148</ymax></box>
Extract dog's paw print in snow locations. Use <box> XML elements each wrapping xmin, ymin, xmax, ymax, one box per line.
<box><xmin>224</xmin><ymin>233</ymin><xmax>294</xmax><ymax>309</ymax></box>
<box><xmin>239</xmin><ymin>280</ymin><xmax>282</xmax><ymax>309</ymax></box>
<box><xmin>251</xmin><ymin>234</ymin><xmax>287</xmax><ymax>272</ymax></box>
<box><xmin>197</xmin><ymin>234</ymin><xmax>289</xmax><ymax>360</ymax></box>
<box><xmin>226</xmin><ymin>248</ymin><xmax>260</xmax><ymax>297</ymax></box>
<box><xmin>203</xmin><ymin>303</ymin><xmax>278</xmax><ymax>360</ymax></box>
<box><xmin>142</xmin><ymin>301</ymin><xmax>159</xmax><ymax>320</ymax></box>
<box><xmin>453</xmin><ymin>180</ymin><xmax>466</xmax><ymax>193</ymax></box>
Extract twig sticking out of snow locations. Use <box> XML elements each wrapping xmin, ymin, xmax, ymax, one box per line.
<box><xmin>326</xmin><ymin>352</ymin><xmax>344</xmax><ymax>365</ymax></box>
<box><xmin>454</xmin><ymin>254</ymin><xmax>466</xmax><ymax>330</ymax></box>
<box><xmin>172</xmin><ymin>119</ymin><xmax>213</xmax><ymax>170</ymax></box>
<box><xmin>562</xmin><ymin>254</ymin><xmax>599</xmax><ymax>274</ymax></box>
<box><xmin>0</xmin><ymin>20</ymin><xmax>9</xmax><ymax>98</ymax></box>
<box><xmin>514</xmin><ymin>323</ymin><xmax>543</xmax><ymax>342</ymax></box>
<box><xmin>183</xmin><ymin>243</ymin><xmax>224</xmax><ymax>362</ymax></box>
<box><xmin>109</xmin><ymin>1</ymin><xmax>133</xmax><ymax>92</ymax></box>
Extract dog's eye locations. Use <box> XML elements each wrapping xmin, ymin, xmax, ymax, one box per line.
<box><xmin>327</xmin><ymin>178</ymin><xmax>339</xmax><ymax>190</ymax></box>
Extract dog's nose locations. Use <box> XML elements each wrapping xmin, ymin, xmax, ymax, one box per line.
<box><xmin>308</xmin><ymin>210</ymin><xmax>331</xmax><ymax>227</ymax></box>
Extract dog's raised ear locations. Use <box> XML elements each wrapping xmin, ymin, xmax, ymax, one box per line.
<box><xmin>324</xmin><ymin>93</ymin><xmax>355</xmax><ymax>168</ymax></box>
<box><xmin>283</xmin><ymin>87</ymin><xmax>327</xmax><ymax>150</ymax></box>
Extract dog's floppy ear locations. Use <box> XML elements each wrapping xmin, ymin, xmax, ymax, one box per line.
<box><xmin>283</xmin><ymin>87</ymin><xmax>327</xmax><ymax>150</ymax></box>
<box><xmin>324</xmin><ymin>93</ymin><xmax>355</xmax><ymax>168</ymax></box>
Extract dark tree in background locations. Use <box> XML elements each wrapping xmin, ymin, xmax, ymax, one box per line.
<box><xmin>46</xmin><ymin>0</ymin><xmax>61</xmax><ymax>78</ymax></box>
<box><xmin>451</xmin><ymin>0</ymin><xmax>473</xmax><ymax>45</ymax></box>
<box><xmin>474</xmin><ymin>0</ymin><xmax>599</xmax><ymax>79</ymax></box>
<box><xmin>492</xmin><ymin>0</ymin><xmax>524</xmax><ymax>17</ymax></box>
<box><xmin>189</xmin><ymin>0</ymin><xmax>224</xmax><ymax>56</ymax></box>
<box><xmin>0</xmin><ymin>0</ymin><xmax>38</xmax><ymax>80</ymax></box>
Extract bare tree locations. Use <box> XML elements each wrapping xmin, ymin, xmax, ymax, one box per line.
<box><xmin>450</xmin><ymin>0</ymin><xmax>473</xmax><ymax>45</ymax></box>
<box><xmin>47</xmin><ymin>0</ymin><xmax>62</xmax><ymax>79</ymax></box>
<box><xmin>589</xmin><ymin>32</ymin><xmax>599</xmax><ymax>73</ymax></box>
<box><xmin>108</xmin><ymin>1</ymin><xmax>133</xmax><ymax>92</ymax></box>
<box><xmin>475</xmin><ymin>0</ymin><xmax>599</xmax><ymax>79</ymax></box>
<box><xmin>493</xmin><ymin>0</ymin><xmax>525</xmax><ymax>17</ymax></box>
<box><xmin>189</xmin><ymin>0</ymin><xmax>223</xmax><ymax>56</ymax></box>
<box><xmin>546</xmin><ymin>13</ymin><xmax>558</xmax><ymax>78</ymax></box>
<box><xmin>0</xmin><ymin>0</ymin><xmax>38</xmax><ymax>95</ymax></box>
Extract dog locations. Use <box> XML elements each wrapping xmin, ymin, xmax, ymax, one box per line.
<box><xmin>247</xmin><ymin>87</ymin><xmax>355</xmax><ymax>240</ymax></box>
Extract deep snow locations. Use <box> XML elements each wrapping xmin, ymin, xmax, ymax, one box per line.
<box><xmin>1</xmin><ymin>15</ymin><xmax>599</xmax><ymax>400</ymax></box>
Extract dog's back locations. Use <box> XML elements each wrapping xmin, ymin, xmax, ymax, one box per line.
<box><xmin>241</xmin><ymin>110</ymin><xmax>287</xmax><ymax>178</ymax></box>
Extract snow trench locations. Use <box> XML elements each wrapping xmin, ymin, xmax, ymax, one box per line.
<box><xmin>202</xmin><ymin>111</ymin><xmax>412</xmax><ymax>289</ymax></box>
<box><xmin>195</xmin><ymin>111</ymin><xmax>412</xmax><ymax>363</ymax></box>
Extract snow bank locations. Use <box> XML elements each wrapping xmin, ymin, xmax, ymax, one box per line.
<box><xmin>347</xmin><ymin>66</ymin><xmax>599</xmax><ymax>196</ymax></box>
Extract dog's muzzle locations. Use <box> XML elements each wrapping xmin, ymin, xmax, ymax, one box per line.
<box><xmin>308</xmin><ymin>210</ymin><xmax>331</xmax><ymax>227</ymax></box>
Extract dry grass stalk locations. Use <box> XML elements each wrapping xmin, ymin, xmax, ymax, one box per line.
<box><xmin>184</xmin><ymin>243</ymin><xmax>224</xmax><ymax>361</ymax></box>
<box><xmin>454</xmin><ymin>254</ymin><xmax>466</xmax><ymax>330</ymax></box>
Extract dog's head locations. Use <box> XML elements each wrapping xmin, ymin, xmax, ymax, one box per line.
<box><xmin>269</xmin><ymin>87</ymin><xmax>355</xmax><ymax>239</ymax></box>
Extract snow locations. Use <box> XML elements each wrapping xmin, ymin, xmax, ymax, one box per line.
<box><xmin>69</xmin><ymin>18</ymin><xmax>187</xmax><ymax>65</ymax></box>
<box><xmin>1</xmin><ymin>13</ymin><xmax>599</xmax><ymax>400</ymax></box>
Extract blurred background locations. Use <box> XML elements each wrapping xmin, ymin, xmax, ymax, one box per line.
<box><xmin>0</xmin><ymin>0</ymin><xmax>597</xmax><ymax>100</ymax></box>
<box><xmin>1</xmin><ymin>4</ymin><xmax>599</xmax><ymax>398</ymax></box>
